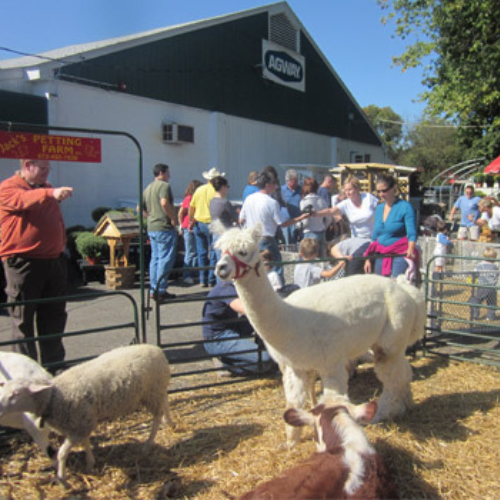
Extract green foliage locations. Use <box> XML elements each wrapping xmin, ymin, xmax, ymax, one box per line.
<box><xmin>75</xmin><ymin>232</ymin><xmax>109</xmax><ymax>260</ymax></box>
<box><xmin>91</xmin><ymin>206</ymin><xmax>112</xmax><ymax>223</ymax></box>
<box><xmin>380</xmin><ymin>0</ymin><xmax>500</xmax><ymax>159</ymax></box>
<box><xmin>473</xmin><ymin>173</ymin><xmax>485</xmax><ymax>184</ymax></box>
<box><xmin>485</xmin><ymin>174</ymin><xmax>495</xmax><ymax>187</ymax></box>
<box><xmin>65</xmin><ymin>226</ymin><xmax>91</xmax><ymax>262</ymax></box>
<box><xmin>395</xmin><ymin>118</ymin><xmax>465</xmax><ymax>184</ymax></box>
<box><xmin>362</xmin><ymin>105</ymin><xmax>404</xmax><ymax>159</ymax></box>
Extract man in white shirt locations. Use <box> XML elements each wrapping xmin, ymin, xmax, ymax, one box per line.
<box><xmin>239</xmin><ymin>171</ymin><xmax>308</xmax><ymax>283</ymax></box>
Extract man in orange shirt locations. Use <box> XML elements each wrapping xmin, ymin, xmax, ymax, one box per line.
<box><xmin>0</xmin><ymin>159</ymin><xmax>73</xmax><ymax>371</ymax></box>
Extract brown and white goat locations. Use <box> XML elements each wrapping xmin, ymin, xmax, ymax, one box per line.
<box><xmin>241</xmin><ymin>401</ymin><xmax>398</xmax><ymax>499</ymax></box>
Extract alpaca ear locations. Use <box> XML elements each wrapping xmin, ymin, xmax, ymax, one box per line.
<box><xmin>251</xmin><ymin>223</ymin><xmax>263</xmax><ymax>242</ymax></box>
<box><xmin>210</xmin><ymin>220</ymin><xmax>226</xmax><ymax>237</ymax></box>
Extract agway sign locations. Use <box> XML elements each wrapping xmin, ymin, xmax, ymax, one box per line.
<box><xmin>262</xmin><ymin>39</ymin><xmax>305</xmax><ymax>92</ymax></box>
<box><xmin>0</xmin><ymin>131</ymin><xmax>101</xmax><ymax>162</ymax></box>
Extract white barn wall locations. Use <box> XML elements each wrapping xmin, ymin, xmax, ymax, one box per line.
<box><xmin>37</xmin><ymin>81</ymin><xmax>214</xmax><ymax>227</ymax></box>
<box><xmin>1</xmin><ymin>79</ymin><xmax>384</xmax><ymax>227</ymax></box>
<box><xmin>336</xmin><ymin>138</ymin><xmax>386</xmax><ymax>164</ymax></box>
<box><xmin>214</xmin><ymin>112</ymin><xmax>335</xmax><ymax>191</ymax></box>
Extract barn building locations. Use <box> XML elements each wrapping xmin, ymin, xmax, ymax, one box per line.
<box><xmin>0</xmin><ymin>2</ymin><xmax>385</xmax><ymax>226</ymax></box>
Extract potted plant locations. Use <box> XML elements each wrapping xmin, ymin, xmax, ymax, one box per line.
<box><xmin>485</xmin><ymin>174</ymin><xmax>494</xmax><ymax>187</ymax></box>
<box><xmin>75</xmin><ymin>232</ymin><xmax>109</xmax><ymax>265</ymax></box>
<box><xmin>473</xmin><ymin>173</ymin><xmax>485</xmax><ymax>187</ymax></box>
<box><xmin>494</xmin><ymin>175</ymin><xmax>500</xmax><ymax>187</ymax></box>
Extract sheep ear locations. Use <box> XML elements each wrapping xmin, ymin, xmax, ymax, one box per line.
<box><xmin>284</xmin><ymin>408</ymin><xmax>315</xmax><ymax>427</ymax></box>
<box><xmin>251</xmin><ymin>223</ymin><xmax>263</xmax><ymax>242</ymax></box>
<box><xmin>27</xmin><ymin>380</ymin><xmax>54</xmax><ymax>394</ymax></box>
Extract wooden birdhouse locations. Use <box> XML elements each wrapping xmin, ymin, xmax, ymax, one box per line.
<box><xmin>93</xmin><ymin>212</ymin><xmax>140</xmax><ymax>289</ymax></box>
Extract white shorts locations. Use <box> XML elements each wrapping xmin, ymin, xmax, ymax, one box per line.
<box><xmin>458</xmin><ymin>226</ymin><xmax>479</xmax><ymax>241</ymax></box>
<box><xmin>434</xmin><ymin>256</ymin><xmax>445</xmax><ymax>267</ymax></box>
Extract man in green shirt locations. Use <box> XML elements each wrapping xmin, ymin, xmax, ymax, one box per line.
<box><xmin>142</xmin><ymin>164</ymin><xmax>178</xmax><ymax>301</ymax></box>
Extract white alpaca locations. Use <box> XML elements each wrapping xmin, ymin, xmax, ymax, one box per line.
<box><xmin>214</xmin><ymin>224</ymin><xmax>426</xmax><ymax>446</ymax></box>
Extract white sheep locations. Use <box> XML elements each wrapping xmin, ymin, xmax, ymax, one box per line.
<box><xmin>0</xmin><ymin>351</ymin><xmax>54</xmax><ymax>459</ymax></box>
<box><xmin>0</xmin><ymin>344</ymin><xmax>173</xmax><ymax>483</ymax></box>
<box><xmin>214</xmin><ymin>224</ymin><xmax>427</xmax><ymax>446</ymax></box>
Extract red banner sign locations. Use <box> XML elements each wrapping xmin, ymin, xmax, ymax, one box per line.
<box><xmin>0</xmin><ymin>131</ymin><xmax>101</xmax><ymax>163</ymax></box>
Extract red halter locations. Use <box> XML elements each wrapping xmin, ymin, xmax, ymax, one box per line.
<box><xmin>225</xmin><ymin>250</ymin><xmax>260</xmax><ymax>280</ymax></box>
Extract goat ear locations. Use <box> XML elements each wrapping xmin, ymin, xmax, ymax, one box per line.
<box><xmin>284</xmin><ymin>408</ymin><xmax>314</xmax><ymax>427</ymax></box>
<box><xmin>250</xmin><ymin>223</ymin><xmax>263</xmax><ymax>242</ymax></box>
<box><xmin>351</xmin><ymin>400</ymin><xmax>378</xmax><ymax>424</ymax></box>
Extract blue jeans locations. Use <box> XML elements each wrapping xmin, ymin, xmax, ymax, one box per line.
<box><xmin>374</xmin><ymin>255</ymin><xmax>408</xmax><ymax>278</ymax></box>
<box><xmin>193</xmin><ymin>222</ymin><xmax>216</xmax><ymax>285</ymax></box>
<box><xmin>259</xmin><ymin>237</ymin><xmax>284</xmax><ymax>284</ymax></box>
<box><xmin>148</xmin><ymin>229</ymin><xmax>178</xmax><ymax>294</ymax></box>
<box><xmin>204</xmin><ymin>330</ymin><xmax>273</xmax><ymax>374</ymax></box>
<box><xmin>282</xmin><ymin>225</ymin><xmax>297</xmax><ymax>245</ymax></box>
<box><xmin>212</xmin><ymin>233</ymin><xmax>223</xmax><ymax>283</ymax></box>
<box><xmin>468</xmin><ymin>288</ymin><xmax>497</xmax><ymax>320</ymax></box>
<box><xmin>182</xmin><ymin>228</ymin><xmax>197</xmax><ymax>279</ymax></box>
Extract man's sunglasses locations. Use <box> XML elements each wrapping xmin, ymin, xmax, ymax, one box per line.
<box><xmin>377</xmin><ymin>187</ymin><xmax>392</xmax><ymax>193</ymax></box>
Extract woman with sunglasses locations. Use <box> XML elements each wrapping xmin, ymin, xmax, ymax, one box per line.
<box><xmin>364</xmin><ymin>173</ymin><xmax>418</xmax><ymax>279</ymax></box>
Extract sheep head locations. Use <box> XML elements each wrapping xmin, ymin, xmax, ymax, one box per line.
<box><xmin>0</xmin><ymin>378</ymin><xmax>53</xmax><ymax>416</ymax></box>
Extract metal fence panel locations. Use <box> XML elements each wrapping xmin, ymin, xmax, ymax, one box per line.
<box><xmin>424</xmin><ymin>253</ymin><xmax>500</xmax><ymax>366</ymax></box>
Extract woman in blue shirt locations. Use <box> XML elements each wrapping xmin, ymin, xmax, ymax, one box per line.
<box><xmin>364</xmin><ymin>173</ymin><xmax>417</xmax><ymax>278</ymax></box>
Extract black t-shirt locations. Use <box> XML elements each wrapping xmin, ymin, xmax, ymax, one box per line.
<box><xmin>202</xmin><ymin>281</ymin><xmax>253</xmax><ymax>340</ymax></box>
<box><xmin>209</xmin><ymin>198</ymin><xmax>238</xmax><ymax>228</ymax></box>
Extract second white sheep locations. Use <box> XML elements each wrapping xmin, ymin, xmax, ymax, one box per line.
<box><xmin>0</xmin><ymin>344</ymin><xmax>172</xmax><ymax>483</ymax></box>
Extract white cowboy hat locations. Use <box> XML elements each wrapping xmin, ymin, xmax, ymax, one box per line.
<box><xmin>202</xmin><ymin>167</ymin><xmax>226</xmax><ymax>180</ymax></box>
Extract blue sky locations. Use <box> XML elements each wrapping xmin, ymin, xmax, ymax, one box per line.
<box><xmin>0</xmin><ymin>0</ymin><xmax>426</xmax><ymax>120</ymax></box>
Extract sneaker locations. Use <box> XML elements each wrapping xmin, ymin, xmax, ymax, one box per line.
<box><xmin>212</xmin><ymin>358</ymin><xmax>233</xmax><ymax>378</ymax></box>
<box><xmin>201</xmin><ymin>283</ymin><xmax>209</xmax><ymax>288</ymax></box>
<box><xmin>154</xmin><ymin>291</ymin><xmax>177</xmax><ymax>303</ymax></box>
<box><xmin>183</xmin><ymin>277</ymin><xmax>194</xmax><ymax>285</ymax></box>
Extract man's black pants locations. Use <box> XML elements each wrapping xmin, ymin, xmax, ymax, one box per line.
<box><xmin>2</xmin><ymin>255</ymin><xmax>67</xmax><ymax>368</ymax></box>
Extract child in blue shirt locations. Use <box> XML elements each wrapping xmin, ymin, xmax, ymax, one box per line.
<box><xmin>433</xmin><ymin>220</ymin><xmax>452</xmax><ymax>273</ymax></box>
<box><xmin>294</xmin><ymin>238</ymin><xmax>345</xmax><ymax>288</ymax></box>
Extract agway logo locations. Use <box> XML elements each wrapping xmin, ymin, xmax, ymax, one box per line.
<box><xmin>262</xmin><ymin>39</ymin><xmax>306</xmax><ymax>92</ymax></box>
<box><xmin>265</xmin><ymin>50</ymin><xmax>303</xmax><ymax>83</ymax></box>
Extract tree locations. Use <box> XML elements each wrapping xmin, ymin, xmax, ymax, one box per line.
<box><xmin>380</xmin><ymin>0</ymin><xmax>500</xmax><ymax>160</ymax></box>
<box><xmin>398</xmin><ymin>118</ymin><xmax>465</xmax><ymax>185</ymax></box>
<box><xmin>362</xmin><ymin>105</ymin><xmax>403</xmax><ymax>160</ymax></box>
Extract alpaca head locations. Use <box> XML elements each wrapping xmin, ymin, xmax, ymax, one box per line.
<box><xmin>214</xmin><ymin>224</ymin><xmax>263</xmax><ymax>281</ymax></box>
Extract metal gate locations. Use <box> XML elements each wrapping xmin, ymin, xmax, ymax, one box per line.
<box><xmin>0</xmin><ymin>120</ymin><xmax>149</xmax><ymax>340</ymax></box>
<box><xmin>151</xmin><ymin>265</ymin><xmax>270</xmax><ymax>394</ymax></box>
<box><xmin>424</xmin><ymin>251</ymin><xmax>500</xmax><ymax>367</ymax></box>
<box><xmin>0</xmin><ymin>290</ymin><xmax>140</xmax><ymax>373</ymax></box>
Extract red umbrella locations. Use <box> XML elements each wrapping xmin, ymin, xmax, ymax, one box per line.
<box><xmin>484</xmin><ymin>155</ymin><xmax>500</xmax><ymax>174</ymax></box>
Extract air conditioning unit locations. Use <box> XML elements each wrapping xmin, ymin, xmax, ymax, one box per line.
<box><xmin>162</xmin><ymin>123</ymin><xmax>194</xmax><ymax>144</ymax></box>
